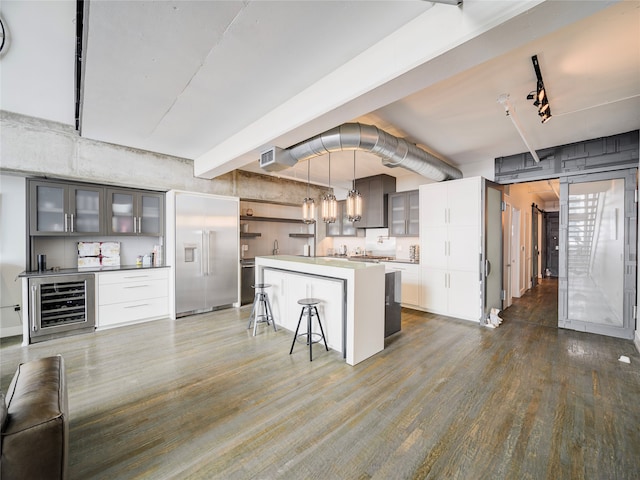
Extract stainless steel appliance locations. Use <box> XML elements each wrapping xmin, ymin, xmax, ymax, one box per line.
<box><xmin>28</xmin><ymin>274</ymin><xmax>95</xmax><ymax>343</ymax></box>
<box><xmin>175</xmin><ymin>192</ymin><xmax>239</xmax><ymax>316</ymax></box>
<box><xmin>240</xmin><ymin>259</ymin><xmax>255</xmax><ymax>305</ymax></box>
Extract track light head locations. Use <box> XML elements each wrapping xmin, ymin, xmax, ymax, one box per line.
<box><xmin>528</xmin><ymin>55</ymin><xmax>552</xmax><ymax>123</ymax></box>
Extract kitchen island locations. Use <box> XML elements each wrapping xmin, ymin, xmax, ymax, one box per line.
<box><xmin>254</xmin><ymin>255</ymin><xmax>385</xmax><ymax>366</ymax></box>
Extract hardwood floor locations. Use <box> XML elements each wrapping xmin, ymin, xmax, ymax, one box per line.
<box><xmin>501</xmin><ymin>277</ymin><xmax>558</xmax><ymax>328</ymax></box>
<box><xmin>1</xmin><ymin>303</ymin><xmax>639</xmax><ymax>479</ymax></box>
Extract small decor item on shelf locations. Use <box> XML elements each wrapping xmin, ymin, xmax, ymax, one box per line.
<box><xmin>409</xmin><ymin>244</ymin><xmax>420</xmax><ymax>262</ymax></box>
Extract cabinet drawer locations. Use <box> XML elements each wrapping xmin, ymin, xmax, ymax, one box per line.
<box><xmin>98</xmin><ymin>297</ymin><xmax>169</xmax><ymax>327</ymax></box>
<box><xmin>98</xmin><ymin>268</ymin><xmax>168</xmax><ymax>285</ymax></box>
<box><xmin>99</xmin><ymin>278</ymin><xmax>167</xmax><ymax>305</ymax></box>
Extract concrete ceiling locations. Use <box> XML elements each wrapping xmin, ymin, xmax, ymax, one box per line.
<box><xmin>4</xmin><ymin>1</ymin><xmax>639</xmax><ymax>198</ymax></box>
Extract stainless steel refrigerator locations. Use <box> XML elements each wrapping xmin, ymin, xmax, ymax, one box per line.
<box><xmin>175</xmin><ymin>192</ymin><xmax>239</xmax><ymax>316</ymax></box>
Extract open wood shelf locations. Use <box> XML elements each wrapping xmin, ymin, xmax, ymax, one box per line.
<box><xmin>289</xmin><ymin>233</ymin><xmax>314</xmax><ymax>238</ymax></box>
<box><xmin>240</xmin><ymin>215</ymin><xmax>306</xmax><ymax>224</ymax></box>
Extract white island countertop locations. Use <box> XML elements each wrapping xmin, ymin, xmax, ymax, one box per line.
<box><xmin>255</xmin><ymin>255</ymin><xmax>385</xmax><ymax>366</ymax></box>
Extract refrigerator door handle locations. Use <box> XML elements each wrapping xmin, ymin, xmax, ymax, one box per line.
<box><xmin>201</xmin><ymin>231</ymin><xmax>206</xmax><ymax>276</ymax></box>
<box><xmin>207</xmin><ymin>230</ymin><xmax>215</xmax><ymax>275</ymax></box>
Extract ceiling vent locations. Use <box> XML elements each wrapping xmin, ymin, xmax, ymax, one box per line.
<box><xmin>259</xmin><ymin>147</ymin><xmax>296</xmax><ymax>171</ymax></box>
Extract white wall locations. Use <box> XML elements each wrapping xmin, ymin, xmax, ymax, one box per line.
<box><xmin>0</xmin><ymin>173</ymin><xmax>27</xmax><ymax>337</ymax></box>
<box><xmin>0</xmin><ymin>0</ymin><xmax>76</xmax><ymax>124</ymax></box>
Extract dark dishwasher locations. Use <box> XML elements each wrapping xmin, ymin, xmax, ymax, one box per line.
<box><xmin>240</xmin><ymin>259</ymin><xmax>255</xmax><ymax>305</ymax></box>
<box><xmin>385</xmin><ymin>270</ymin><xmax>401</xmax><ymax>337</ymax></box>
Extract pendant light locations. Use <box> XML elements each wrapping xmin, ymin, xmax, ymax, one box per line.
<box><xmin>346</xmin><ymin>150</ymin><xmax>362</xmax><ymax>222</ymax></box>
<box><xmin>321</xmin><ymin>152</ymin><xmax>338</xmax><ymax>223</ymax></box>
<box><xmin>302</xmin><ymin>158</ymin><xmax>316</xmax><ymax>224</ymax></box>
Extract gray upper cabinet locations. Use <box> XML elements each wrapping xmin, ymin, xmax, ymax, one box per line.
<box><xmin>388</xmin><ymin>190</ymin><xmax>419</xmax><ymax>237</ymax></box>
<box><xmin>28</xmin><ymin>179</ymin><xmax>104</xmax><ymax>236</ymax></box>
<box><xmin>106</xmin><ymin>188</ymin><xmax>164</xmax><ymax>236</ymax></box>
<box><xmin>354</xmin><ymin>174</ymin><xmax>396</xmax><ymax>228</ymax></box>
<box><xmin>326</xmin><ymin>200</ymin><xmax>363</xmax><ymax>237</ymax></box>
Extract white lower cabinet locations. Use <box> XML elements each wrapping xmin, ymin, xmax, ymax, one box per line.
<box><xmin>381</xmin><ymin>262</ymin><xmax>421</xmax><ymax>308</ymax></box>
<box><xmin>263</xmin><ymin>269</ymin><xmax>343</xmax><ymax>352</ymax></box>
<box><xmin>97</xmin><ymin>268</ymin><xmax>169</xmax><ymax>328</ymax></box>
<box><xmin>422</xmin><ymin>268</ymin><xmax>480</xmax><ymax>320</ymax></box>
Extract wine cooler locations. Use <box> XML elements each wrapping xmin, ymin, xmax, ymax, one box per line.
<box><xmin>28</xmin><ymin>274</ymin><xmax>95</xmax><ymax>343</ymax></box>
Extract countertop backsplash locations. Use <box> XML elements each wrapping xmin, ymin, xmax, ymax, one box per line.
<box><xmin>31</xmin><ymin>236</ymin><xmax>162</xmax><ymax>271</ymax></box>
<box><xmin>330</xmin><ymin>228</ymin><xmax>417</xmax><ymax>260</ymax></box>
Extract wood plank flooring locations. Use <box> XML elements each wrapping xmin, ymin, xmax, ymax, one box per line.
<box><xmin>500</xmin><ymin>277</ymin><xmax>558</xmax><ymax>328</ymax></box>
<box><xmin>1</xmin><ymin>302</ymin><xmax>639</xmax><ymax>479</ymax></box>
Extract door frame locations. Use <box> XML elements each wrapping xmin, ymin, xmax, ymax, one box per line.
<box><xmin>558</xmin><ymin>168</ymin><xmax>637</xmax><ymax>340</ymax></box>
<box><xmin>502</xmin><ymin>196</ymin><xmax>513</xmax><ymax>308</ymax></box>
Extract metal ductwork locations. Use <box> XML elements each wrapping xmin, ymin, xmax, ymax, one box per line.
<box><xmin>259</xmin><ymin>123</ymin><xmax>463</xmax><ymax>182</ymax></box>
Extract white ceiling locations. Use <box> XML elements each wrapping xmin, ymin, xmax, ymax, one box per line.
<box><xmin>2</xmin><ymin>1</ymin><xmax>639</xmax><ymax>197</ymax></box>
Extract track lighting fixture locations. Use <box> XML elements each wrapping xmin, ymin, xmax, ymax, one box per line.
<box><xmin>527</xmin><ymin>55</ymin><xmax>552</xmax><ymax>123</ymax></box>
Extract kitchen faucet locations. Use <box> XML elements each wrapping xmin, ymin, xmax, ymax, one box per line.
<box><xmin>273</xmin><ymin>239</ymin><xmax>279</xmax><ymax>255</ymax></box>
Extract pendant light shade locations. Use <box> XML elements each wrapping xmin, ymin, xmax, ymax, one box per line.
<box><xmin>346</xmin><ymin>151</ymin><xmax>362</xmax><ymax>222</ymax></box>
<box><xmin>302</xmin><ymin>159</ymin><xmax>316</xmax><ymax>224</ymax></box>
<box><xmin>321</xmin><ymin>153</ymin><xmax>338</xmax><ymax>223</ymax></box>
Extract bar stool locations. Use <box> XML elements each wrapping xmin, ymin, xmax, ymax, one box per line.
<box><xmin>247</xmin><ymin>284</ymin><xmax>277</xmax><ymax>336</ymax></box>
<box><xmin>289</xmin><ymin>298</ymin><xmax>328</xmax><ymax>361</ymax></box>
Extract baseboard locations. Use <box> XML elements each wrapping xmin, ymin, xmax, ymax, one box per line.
<box><xmin>634</xmin><ymin>331</ymin><xmax>640</xmax><ymax>354</ymax></box>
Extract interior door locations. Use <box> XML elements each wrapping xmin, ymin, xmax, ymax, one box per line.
<box><xmin>531</xmin><ymin>205</ymin><xmax>539</xmax><ymax>287</ymax></box>
<box><xmin>558</xmin><ymin>168</ymin><xmax>637</xmax><ymax>340</ymax></box>
<box><xmin>483</xmin><ymin>179</ymin><xmax>503</xmax><ymax>319</ymax></box>
<box><xmin>544</xmin><ymin>212</ymin><xmax>559</xmax><ymax>277</ymax></box>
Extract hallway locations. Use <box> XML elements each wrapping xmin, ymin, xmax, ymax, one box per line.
<box><xmin>501</xmin><ymin>278</ymin><xmax>559</xmax><ymax>328</ymax></box>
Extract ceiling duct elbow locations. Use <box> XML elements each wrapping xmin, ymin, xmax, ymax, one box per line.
<box><xmin>261</xmin><ymin>123</ymin><xmax>463</xmax><ymax>181</ymax></box>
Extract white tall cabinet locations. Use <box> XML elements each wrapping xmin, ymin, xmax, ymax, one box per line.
<box><xmin>420</xmin><ymin>177</ymin><xmax>482</xmax><ymax>321</ymax></box>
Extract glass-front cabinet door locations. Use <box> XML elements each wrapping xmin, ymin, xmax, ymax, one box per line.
<box><xmin>389</xmin><ymin>193</ymin><xmax>407</xmax><ymax>236</ymax></box>
<box><xmin>31</xmin><ymin>182</ymin><xmax>66</xmax><ymax>234</ymax></box>
<box><xmin>138</xmin><ymin>193</ymin><xmax>163</xmax><ymax>235</ymax></box>
<box><xmin>388</xmin><ymin>190</ymin><xmax>419</xmax><ymax>237</ymax></box>
<box><xmin>107</xmin><ymin>189</ymin><xmax>135</xmax><ymax>235</ymax></box>
<box><xmin>29</xmin><ymin>180</ymin><xmax>103</xmax><ymax>235</ymax></box>
<box><xmin>107</xmin><ymin>188</ymin><xmax>164</xmax><ymax>235</ymax></box>
<box><xmin>407</xmin><ymin>190</ymin><xmax>420</xmax><ymax>236</ymax></box>
<box><xmin>70</xmin><ymin>186</ymin><xmax>103</xmax><ymax>234</ymax></box>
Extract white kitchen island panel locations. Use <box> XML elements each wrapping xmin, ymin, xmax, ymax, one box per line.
<box><xmin>255</xmin><ymin>255</ymin><xmax>385</xmax><ymax>366</ymax></box>
<box><xmin>263</xmin><ymin>269</ymin><xmax>343</xmax><ymax>351</ymax></box>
